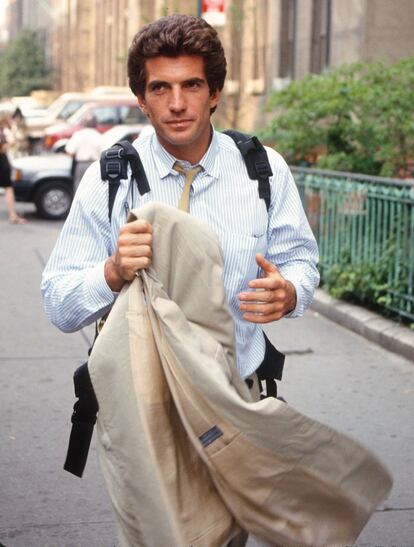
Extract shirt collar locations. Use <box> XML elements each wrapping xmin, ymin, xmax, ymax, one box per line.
<box><xmin>150</xmin><ymin>126</ymin><xmax>220</xmax><ymax>180</ymax></box>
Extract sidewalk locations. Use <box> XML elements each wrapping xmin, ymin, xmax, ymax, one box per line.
<box><xmin>1</xmin><ymin>203</ymin><xmax>414</xmax><ymax>546</ymax></box>
<box><xmin>312</xmin><ymin>288</ymin><xmax>414</xmax><ymax>363</ymax></box>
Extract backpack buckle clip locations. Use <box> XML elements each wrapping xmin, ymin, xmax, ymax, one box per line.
<box><xmin>106</xmin><ymin>161</ymin><xmax>122</xmax><ymax>179</ymax></box>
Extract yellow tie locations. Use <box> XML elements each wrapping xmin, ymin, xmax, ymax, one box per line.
<box><xmin>174</xmin><ymin>162</ymin><xmax>203</xmax><ymax>212</ymax></box>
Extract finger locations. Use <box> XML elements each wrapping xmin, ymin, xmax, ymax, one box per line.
<box><xmin>238</xmin><ymin>290</ymin><xmax>273</xmax><ymax>303</ymax></box>
<box><xmin>248</xmin><ymin>275</ymin><xmax>286</xmax><ymax>290</ymax></box>
<box><xmin>239</xmin><ymin>301</ymin><xmax>284</xmax><ymax>314</ymax></box>
<box><xmin>121</xmin><ymin>219</ymin><xmax>152</xmax><ymax>235</ymax></box>
<box><xmin>119</xmin><ymin>231</ymin><xmax>152</xmax><ymax>247</ymax></box>
<box><xmin>121</xmin><ymin>256</ymin><xmax>152</xmax><ymax>278</ymax></box>
<box><xmin>238</xmin><ymin>288</ymin><xmax>287</xmax><ymax>302</ymax></box>
<box><xmin>255</xmin><ymin>253</ymin><xmax>279</xmax><ymax>275</ymax></box>
<box><xmin>242</xmin><ymin>310</ymin><xmax>284</xmax><ymax>324</ymax></box>
<box><xmin>119</xmin><ymin>244</ymin><xmax>152</xmax><ymax>259</ymax></box>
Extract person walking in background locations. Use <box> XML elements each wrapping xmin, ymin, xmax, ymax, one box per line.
<box><xmin>7</xmin><ymin>107</ymin><xmax>30</xmax><ymax>159</ymax></box>
<box><xmin>0</xmin><ymin>118</ymin><xmax>27</xmax><ymax>224</ymax></box>
<box><xmin>65</xmin><ymin>114</ymin><xmax>102</xmax><ymax>191</ymax></box>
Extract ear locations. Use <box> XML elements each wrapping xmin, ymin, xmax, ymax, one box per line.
<box><xmin>137</xmin><ymin>95</ymin><xmax>148</xmax><ymax>115</ymax></box>
<box><xmin>209</xmin><ymin>89</ymin><xmax>221</xmax><ymax>111</ymax></box>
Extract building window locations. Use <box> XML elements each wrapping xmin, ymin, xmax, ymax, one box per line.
<box><xmin>310</xmin><ymin>0</ymin><xmax>331</xmax><ymax>73</ymax></box>
<box><xmin>279</xmin><ymin>0</ymin><xmax>297</xmax><ymax>78</ymax></box>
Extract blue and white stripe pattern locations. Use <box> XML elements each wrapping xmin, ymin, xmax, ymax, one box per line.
<box><xmin>41</xmin><ymin>130</ymin><xmax>319</xmax><ymax>378</ymax></box>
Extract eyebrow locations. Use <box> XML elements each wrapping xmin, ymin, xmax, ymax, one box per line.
<box><xmin>147</xmin><ymin>77</ymin><xmax>206</xmax><ymax>90</ymax></box>
<box><xmin>183</xmin><ymin>77</ymin><xmax>205</xmax><ymax>86</ymax></box>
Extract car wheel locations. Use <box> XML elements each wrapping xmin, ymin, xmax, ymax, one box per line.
<box><xmin>35</xmin><ymin>181</ymin><xmax>73</xmax><ymax>220</ymax></box>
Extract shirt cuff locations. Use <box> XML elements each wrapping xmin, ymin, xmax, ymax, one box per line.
<box><xmin>84</xmin><ymin>259</ymin><xmax>118</xmax><ymax>308</ymax></box>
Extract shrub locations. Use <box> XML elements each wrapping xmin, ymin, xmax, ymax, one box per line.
<box><xmin>261</xmin><ymin>59</ymin><xmax>414</xmax><ymax>178</ymax></box>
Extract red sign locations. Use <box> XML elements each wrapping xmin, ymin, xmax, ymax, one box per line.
<box><xmin>202</xmin><ymin>0</ymin><xmax>225</xmax><ymax>13</ymax></box>
<box><xmin>202</xmin><ymin>0</ymin><xmax>226</xmax><ymax>26</ymax></box>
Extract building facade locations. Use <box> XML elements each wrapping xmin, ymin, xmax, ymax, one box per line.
<box><xmin>48</xmin><ymin>0</ymin><xmax>414</xmax><ymax>131</ymax></box>
<box><xmin>6</xmin><ymin>0</ymin><xmax>53</xmax><ymax>63</ymax></box>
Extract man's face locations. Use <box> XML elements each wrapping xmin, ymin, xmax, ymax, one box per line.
<box><xmin>137</xmin><ymin>55</ymin><xmax>220</xmax><ymax>162</ymax></box>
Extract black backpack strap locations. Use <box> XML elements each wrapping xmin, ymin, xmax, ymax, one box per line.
<box><xmin>100</xmin><ymin>140</ymin><xmax>150</xmax><ymax>222</ymax></box>
<box><xmin>223</xmin><ymin>129</ymin><xmax>272</xmax><ymax>211</ymax></box>
<box><xmin>64</xmin><ymin>362</ymin><xmax>99</xmax><ymax>478</ymax></box>
<box><xmin>256</xmin><ymin>333</ymin><xmax>285</xmax><ymax>399</ymax></box>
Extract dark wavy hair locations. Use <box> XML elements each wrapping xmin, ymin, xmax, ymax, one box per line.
<box><xmin>127</xmin><ymin>14</ymin><xmax>227</xmax><ymax>108</ymax></box>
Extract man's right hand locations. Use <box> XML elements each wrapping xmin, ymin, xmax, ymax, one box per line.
<box><xmin>104</xmin><ymin>219</ymin><xmax>153</xmax><ymax>292</ymax></box>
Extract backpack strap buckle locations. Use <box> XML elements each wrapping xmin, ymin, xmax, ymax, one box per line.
<box><xmin>105</xmin><ymin>160</ymin><xmax>123</xmax><ymax>180</ymax></box>
<box><xmin>255</xmin><ymin>159</ymin><xmax>272</xmax><ymax>178</ymax></box>
<box><xmin>105</xmin><ymin>148</ymin><xmax>124</xmax><ymax>160</ymax></box>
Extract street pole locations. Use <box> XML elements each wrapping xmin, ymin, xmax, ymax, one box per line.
<box><xmin>197</xmin><ymin>0</ymin><xmax>202</xmax><ymax>17</ymax></box>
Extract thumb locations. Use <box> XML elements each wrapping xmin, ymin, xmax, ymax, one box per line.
<box><xmin>255</xmin><ymin>253</ymin><xmax>280</xmax><ymax>276</ymax></box>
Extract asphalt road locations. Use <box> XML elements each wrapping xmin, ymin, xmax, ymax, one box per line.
<box><xmin>1</xmin><ymin>200</ymin><xmax>413</xmax><ymax>547</ymax></box>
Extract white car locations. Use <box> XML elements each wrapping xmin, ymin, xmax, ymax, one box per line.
<box><xmin>12</xmin><ymin>123</ymin><xmax>152</xmax><ymax>219</ymax></box>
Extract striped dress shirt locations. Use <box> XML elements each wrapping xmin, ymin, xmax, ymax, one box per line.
<box><xmin>41</xmin><ymin>129</ymin><xmax>319</xmax><ymax>378</ymax></box>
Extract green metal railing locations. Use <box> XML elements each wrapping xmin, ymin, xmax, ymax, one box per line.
<box><xmin>292</xmin><ymin>167</ymin><xmax>414</xmax><ymax>322</ymax></box>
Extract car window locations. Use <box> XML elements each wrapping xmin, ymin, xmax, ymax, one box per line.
<box><xmin>92</xmin><ymin>106</ymin><xmax>119</xmax><ymax>125</ymax></box>
<box><xmin>120</xmin><ymin>105</ymin><xmax>146</xmax><ymax>124</ymax></box>
<box><xmin>59</xmin><ymin>101</ymin><xmax>85</xmax><ymax>120</ymax></box>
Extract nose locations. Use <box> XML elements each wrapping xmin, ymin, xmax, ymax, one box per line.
<box><xmin>169</xmin><ymin>86</ymin><xmax>186</xmax><ymax>113</ymax></box>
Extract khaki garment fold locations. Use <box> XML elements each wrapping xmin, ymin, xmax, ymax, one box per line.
<box><xmin>88</xmin><ymin>202</ymin><xmax>392</xmax><ymax>547</ymax></box>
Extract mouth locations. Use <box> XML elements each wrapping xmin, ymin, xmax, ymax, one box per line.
<box><xmin>165</xmin><ymin>119</ymin><xmax>193</xmax><ymax>129</ymax></box>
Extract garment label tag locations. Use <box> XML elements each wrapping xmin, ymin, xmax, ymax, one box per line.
<box><xmin>199</xmin><ymin>425</ymin><xmax>223</xmax><ymax>447</ymax></box>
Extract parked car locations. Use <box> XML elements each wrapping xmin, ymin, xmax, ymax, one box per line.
<box><xmin>11</xmin><ymin>123</ymin><xmax>150</xmax><ymax>220</ymax></box>
<box><xmin>25</xmin><ymin>90</ymin><xmax>135</xmax><ymax>141</ymax></box>
<box><xmin>12</xmin><ymin>153</ymin><xmax>73</xmax><ymax>220</ymax></box>
<box><xmin>43</xmin><ymin>99</ymin><xmax>144</xmax><ymax>150</ymax></box>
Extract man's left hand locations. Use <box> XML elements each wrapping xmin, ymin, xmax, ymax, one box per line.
<box><xmin>237</xmin><ymin>254</ymin><xmax>297</xmax><ymax>323</ymax></box>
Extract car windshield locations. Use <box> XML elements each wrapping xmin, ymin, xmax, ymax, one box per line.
<box><xmin>58</xmin><ymin>101</ymin><xmax>85</xmax><ymax>120</ymax></box>
<box><xmin>45</xmin><ymin>95</ymin><xmax>84</xmax><ymax>119</ymax></box>
<box><xmin>67</xmin><ymin>104</ymin><xmax>94</xmax><ymax>126</ymax></box>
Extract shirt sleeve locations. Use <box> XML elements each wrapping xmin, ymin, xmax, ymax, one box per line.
<box><xmin>41</xmin><ymin>162</ymin><xmax>117</xmax><ymax>332</ymax></box>
<box><xmin>265</xmin><ymin>148</ymin><xmax>320</xmax><ymax>317</ymax></box>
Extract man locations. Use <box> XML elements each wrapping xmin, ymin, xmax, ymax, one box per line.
<box><xmin>42</xmin><ymin>14</ymin><xmax>319</xmax><ymax>386</ymax></box>
<box><xmin>65</xmin><ymin>114</ymin><xmax>102</xmax><ymax>191</ymax></box>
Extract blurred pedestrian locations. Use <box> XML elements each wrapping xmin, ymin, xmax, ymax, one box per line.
<box><xmin>0</xmin><ymin>119</ymin><xmax>26</xmax><ymax>224</ymax></box>
<box><xmin>7</xmin><ymin>107</ymin><xmax>30</xmax><ymax>159</ymax></box>
<box><xmin>65</xmin><ymin>115</ymin><xmax>103</xmax><ymax>191</ymax></box>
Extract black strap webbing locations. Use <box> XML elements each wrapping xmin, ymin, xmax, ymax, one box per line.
<box><xmin>256</xmin><ymin>333</ymin><xmax>285</xmax><ymax>399</ymax></box>
<box><xmin>64</xmin><ymin>363</ymin><xmax>99</xmax><ymax>478</ymax></box>
<box><xmin>100</xmin><ymin>140</ymin><xmax>150</xmax><ymax>222</ymax></box>
<box><xmin>223</xmin><ymin>130</ymin><xmax>273</xmax><ymax>211</ymax></box>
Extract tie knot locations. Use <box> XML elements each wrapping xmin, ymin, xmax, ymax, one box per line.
<box><xmin>173</xmin><ymin>162</ymin><xmax>203</xmax><ymax>178</ymax></box>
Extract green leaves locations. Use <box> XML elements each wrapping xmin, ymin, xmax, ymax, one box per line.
<box><xmin>261</xmin><ymin>58</ymin><xmax>414</xmax><ymax>177</ymax></box>
<box><xmin>0</xmin><ymin>30</ymin><xmax>52</xmax><ymax>98</ymax></box>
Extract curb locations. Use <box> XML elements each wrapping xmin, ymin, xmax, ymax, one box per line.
<box><xmin>311</xmin><ymin>289</ymin><xmax>414</xmax><ymax>363</ymax></box>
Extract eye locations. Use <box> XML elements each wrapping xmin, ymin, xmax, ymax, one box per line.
<box><xmin>185</xmin><ymin>80</ymin><xmax>202</xmax><ymax>90</ymax></box>
<box><xmin>150</xmin><ymin>82</ymin><xmax>167</xmax><ymax>94</ymax></box>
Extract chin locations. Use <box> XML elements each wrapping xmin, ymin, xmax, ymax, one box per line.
<box><xmin>164</xmin><ymin>131</ymin><xmax>197</xmax><ymax>147</ymax></box>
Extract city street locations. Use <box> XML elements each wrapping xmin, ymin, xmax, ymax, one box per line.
<box><xmin>1</xmin><ymin>199</ymin><xmax>413</xmax><ymax>547</ymax></box>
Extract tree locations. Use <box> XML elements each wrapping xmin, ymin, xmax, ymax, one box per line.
<box><xmin>0</xmin><ymin>29</ymin><xmax>52</xmax><ymax>98</ymax></box>
<box><xmin>261</xmin><ymin>58</ymin><xmax>414</xmax><ymax>177</ymax></box>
